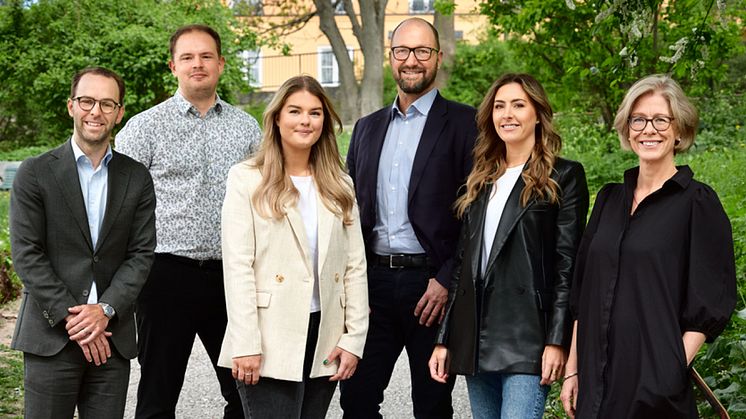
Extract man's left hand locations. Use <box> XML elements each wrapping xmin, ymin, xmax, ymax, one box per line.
<box><xmin>414</xmin><ymin>278</ymin><xmax>448</xmax><ymax>326</ymax></box>
<box><xmin>65</xmin><ymin>304</ymin><xmax>110</xmax><ymax>344</ymax></box>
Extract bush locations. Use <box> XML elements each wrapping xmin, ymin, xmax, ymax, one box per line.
<box><xmin>0</xmin><ymin>192</ymin><xmax>20</xmax><ymax>305</ymax></box>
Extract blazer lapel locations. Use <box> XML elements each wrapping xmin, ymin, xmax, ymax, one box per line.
<box><xmin>466</xmin><ymin>186</ymin><xmax>490</xmax><ymax>282</ymax></box>
<box><xmin>48</xmin><ymin>140</ymin><xmax>93</xmax><ymax>251</ymax></box>
<box><xmin>316</xmin><ymin>194</ymin><xmax>334</xmax><ymax>275</ymax></box>
<box><xmin>483</xmin><ymin>173</ymin><xmax>534</xmax><ymax>278</ymax></box>
<box><xmin>408</xmin><ymin>93</ymin><xmax>446</xmax><ymax>203</ymax></box>
<box><xmin>363</xmin><ymin>111</ymin><xmax>391</xmax><ymax>210</ymax></box>
<box><xmin>285</xmin><ymin>206</ymin><xmax>314</xmax><ymax>279</ymax></box>
<box><xmin>95</xmin><ymin>153</ymin><xmax>130</xmax><ymax>253</ymax></box>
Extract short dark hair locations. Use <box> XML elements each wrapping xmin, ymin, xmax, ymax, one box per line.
<box><xmin>70</xmin><ymin>67</ymin><xmax>125</xmax><ymax>104</ymax></box>
<box><xmin>169</xmin><ymin>24</ymin><xmax>222</xmax><ymax>59</ymax></box>
<box><xmin>390</xmin><ymin>18</ymin><xmax>440</xmax><ymax>50</ymax></box>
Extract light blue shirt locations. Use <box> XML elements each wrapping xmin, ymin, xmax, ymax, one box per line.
<box><xmin>372</xmin><ymin>88</ymin><xmax>438</xmax><ymax>255</ymax></box>
<box><xmin>71</xmin><ymin>139</ymin><xmax>112</xmax><ymax>303</ymax></box>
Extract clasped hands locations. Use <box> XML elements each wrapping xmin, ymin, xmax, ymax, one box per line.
<box><xmin>232</xmin><ymin>346</ymin><xmax>359</xmax><ymax>385</ymax></box>
<box><xmin>64</xmin><ymin>303</ymin><xmax>111</xmax><ymax>366</ymax></box>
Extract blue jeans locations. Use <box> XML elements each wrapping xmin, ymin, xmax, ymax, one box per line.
<box><xmin>465</xmin><ymin>372</ymin><xmax>549</xmax><ymax>419</ymax></box>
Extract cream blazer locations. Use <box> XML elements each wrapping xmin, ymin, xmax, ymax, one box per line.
<box><xmin>217</xmin><ymin>161</ymin><xmax>368</xmax><ymax>382</ymax></box>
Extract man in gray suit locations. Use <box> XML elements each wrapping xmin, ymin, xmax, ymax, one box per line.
<box><xmin>9</xmin><ymin>67</ymin><xmax>156</xmax><ymax>418</ymax></box>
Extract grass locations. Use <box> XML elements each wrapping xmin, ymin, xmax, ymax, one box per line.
<box><xmin>0</xmin><ymin>345</ymin><xmax>23</xmax><ymax>418</ymax></box>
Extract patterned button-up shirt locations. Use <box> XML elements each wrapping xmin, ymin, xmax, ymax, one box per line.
<box><xmin>115</xmin><ymin>91</ymin><xmax>261</xmax><ymax>260</ymax></box>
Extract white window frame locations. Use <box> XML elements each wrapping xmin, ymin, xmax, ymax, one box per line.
<box><xmin>409</xmin><ymin>0</ymin><xmax>434</xmax><ymax>13</ymax></box>
<box><xmin>240</xmin><ymin>49</ymin><xmax>262</xmax><ymax>88</ymax></box>
<box><xmin>317</xmin><ymin>46</ymin><xmax>353</xmax><ymax>87</ymax></box>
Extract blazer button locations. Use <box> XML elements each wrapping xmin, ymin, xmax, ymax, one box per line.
<box><xmin>459</xmin><ymin>289</ymin><xmax>466</xmax><ymax>296</ymax></box>
<box><xmin>43</xmin><ymin>311</ymin><xmax>49</xmax><ymax>318</ymax></box>
<box><xmin>82</xmin><ymin>290</ymin><xmax>89</xmax><ymax>297</ymax></box>
<box><xmin>48</xmin><ymin>319</ymin><xmax>54</xmax><ymax>325</ymax></box>
<box><xmin>93</xmin><ymin>256</ymin><xmax>100</xmax><ymax>263</ymax></box>
<box><xmin>334</xmin><ymin>273</ymin><xmax>340</xmax><ymax>283</ymax></box>
<box><xmin>275</xmin><ymin>274</ymin><xmax>284</xmax><ymax>283</ymax></box>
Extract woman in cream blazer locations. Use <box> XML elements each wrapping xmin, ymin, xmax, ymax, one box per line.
<box><xmin>218</xmin><ymin>76</ymin><xmax>368</xmax><ymax>419</ymax></box>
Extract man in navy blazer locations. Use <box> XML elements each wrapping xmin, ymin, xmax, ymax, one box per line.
<box><xmin>10</xmin><ymin>67</ymin><xmax>156</xmax><ymax>418</ymax></box>
<box><xmin>340</xmin><ymin>18</ymin><xmax>477</xmax><ymax>418</ymax></box>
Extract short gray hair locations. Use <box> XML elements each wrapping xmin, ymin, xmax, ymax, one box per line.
<box><xmin>613</xmin><ymin>74</ymin><xmax>698</xmax><ymax>153</ymax></box>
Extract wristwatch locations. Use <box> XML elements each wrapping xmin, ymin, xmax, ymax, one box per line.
<box><xmin>99</xmin><ymin>302</ymin><xmax>116</xmax><ymax>319</ymax></box>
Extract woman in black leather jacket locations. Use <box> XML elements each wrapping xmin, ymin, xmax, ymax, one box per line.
<box><xmin>429</xmin><ymin>73</ymin><xmax>589</xmax><ymax>418</ymax></box>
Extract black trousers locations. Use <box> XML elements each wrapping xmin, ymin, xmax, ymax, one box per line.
<box><xmin>237</xmin><ymin>311</ymin><xmax>337</xmax><ymax>419</ymax></box>
<box><xmin>134</xmin><ymin>253</ymin><xmax>242</xmax><ymax>419</ymax></box>
<box><xmin>339</xmin><ymin>265</ymin><xmax>456</xmax><ymax>419</ymax></box>
<box><xmin>24</xmin><ymin>341</ymin><xmax>129</xmax><ymax>419</ymax></box>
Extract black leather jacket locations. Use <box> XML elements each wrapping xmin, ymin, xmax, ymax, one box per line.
<box><xmin>436</xmin><ymin>158</ymin><xmax>589</xmax><ymax>375</ymax></box>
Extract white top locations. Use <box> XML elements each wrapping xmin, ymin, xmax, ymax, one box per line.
<box><xmin>290</xmin><ymin>175</ymin><xmax>320</xmax><ymax>312</ymax></box>
<box><xmin>481</xmin><ymin>165</ymin><xmax>524</xmax><ymax>276</ymax></box>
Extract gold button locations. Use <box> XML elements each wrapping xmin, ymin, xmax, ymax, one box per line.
<box><xmin>334</xmin><ymin>273</ymin><xmax>340</xmax><ymax>283</ymax></box>
<box><xmin>275</xmin><ymin>274</ymin><xmax>284</xmax><ymax>283</ymax></box>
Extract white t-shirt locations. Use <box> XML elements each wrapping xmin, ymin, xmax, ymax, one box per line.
<box><xmin>290</xmin><ymin>175</ymin><xmax>321</xmax><ymax>313</ymax></box>
<box><xmin>481</xmin><ymin>165</ymin><xmax>524</xmax><ymax>276</ymax></box>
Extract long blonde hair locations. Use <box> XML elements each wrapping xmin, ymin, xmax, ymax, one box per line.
<box><xmin>251</xmin><ymin>75</ymin><xmax>355</xmax><ymax>225</ymax></box>
<box><xmin>455</xmin><ymin>73</ymin><xmax>561</xmax><ymax>218</ymax></box>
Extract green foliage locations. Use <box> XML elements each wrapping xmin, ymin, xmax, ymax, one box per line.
<box><xmin>441</xmin><ymin>30</ymin><xmax>524</xmax><ymax>108</ymax></box>
<box><xmin>558</xmin><ymin>111</ymin><xmax>638</xmax><ymax>193</ymax></box>
<box><xmin>243</xmin><ymin>102</ymin><xmax>267</xmax><ymax>129</ymax></box>
<box><xmin>0</xmin><ymin>191</ymin><xmax>20</xmax><ymax>305</ymax></box>
<box><xmin>680</xmin><ymin>146</ymin><xmax>746</xmax><ymax>417</ymax></box>
<box><xmin>0</xmin><ymin>345</ymin><xmax>23</xmax><ymax>418</ymax></box>
<box><xmin>383</xmin><ymin>64</ymin><xmax>398</xmax><ymax>109</ymax></box>
<box><xmin>0</xmin><ymin>146</ymin><xmax>51</xmax><ymax>161</ymax></box>
<box><xmin>478</xmin><ymin>0</ymin><xmax>746</xmax><ymax>129</ymax></box>
<box><xmin>0</xmin><ymin>0</ymin><xmax>258</xmax><ymax>146</ymax></box>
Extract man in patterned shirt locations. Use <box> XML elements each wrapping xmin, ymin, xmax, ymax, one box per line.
<box><xmin>116</xmin><ymin>24</ymin><xmax>261</xmax><ymax>418</ymax></box>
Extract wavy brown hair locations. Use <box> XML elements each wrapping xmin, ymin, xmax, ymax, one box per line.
<box><xmin>455</xmin><ymin>73</ymin><xmax>561</xmax><ymax>218</ymax></box>
<box><xmin>251</xmin><ymin>75</ymin><xmax>355</xmax><ymax>225</ymax></box>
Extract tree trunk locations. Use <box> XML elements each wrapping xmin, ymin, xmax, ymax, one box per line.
<box><xmin>433</xmin><ymin>11</ymin><xmax>455</xmax><ymax>89</ymax></box>
<box><xmin>313</xmin><ymin>0</ymin><xmax>387</xmax><ymax>122</ymax></box>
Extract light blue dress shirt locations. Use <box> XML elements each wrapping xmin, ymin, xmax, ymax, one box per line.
<box><xmin>372</xmin><ymin>88</ymin><xmax>438</xmax><ymax>255</ymax></box>
<box><xmin>71</xmin><ymin>139</ymin><xmax>112</xmax><ymax>303</ymax></box>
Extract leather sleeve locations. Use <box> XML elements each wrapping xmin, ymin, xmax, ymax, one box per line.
<box><xmin>547</xmin><ymin>161</ymin><xmax>589</xmax><ymax>348</ymax></box>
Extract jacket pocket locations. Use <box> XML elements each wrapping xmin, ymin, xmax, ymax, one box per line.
<box><xmin>256</xmin><ymin>292</ymin><xmax>272</xmax><ymax>308</ymax></box>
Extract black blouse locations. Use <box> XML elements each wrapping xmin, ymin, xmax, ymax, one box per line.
<box><xmin>570</xmin><ymin>166</ymin><xmax>737</xmax><ymax>419</ymax></box>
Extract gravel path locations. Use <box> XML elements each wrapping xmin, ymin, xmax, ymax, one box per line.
<box><xmin>124</xmin><ymin>337</ymin><xmax>471</xmax><ymax>418</ymax></box>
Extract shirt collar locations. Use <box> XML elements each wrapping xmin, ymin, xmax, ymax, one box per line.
<box><xmin>623</xmin><ymin>164</ymin><xmax>693</xmax><ymax>192</ymax></box>
<box><xmin>71</xmin><ymin>138</ymin><xmax>113</xmax><ymax>167</ymax></box>
<box><xmin>173</xmin><ymin>90</ymin><xmax>224</xmax><ymax>116</ymax></box>
<box><xmin>391</xmin><ymin>88</ymin><xmax>438</xmax><ymax>119</ymax></box>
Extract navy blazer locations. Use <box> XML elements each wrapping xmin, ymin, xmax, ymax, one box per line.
<box><xmin>346</xmin><ymin>92</ymin><xmax>477</xmax><ymax>287</ymax></box>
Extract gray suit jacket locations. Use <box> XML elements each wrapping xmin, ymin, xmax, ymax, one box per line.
<box><xmin>9</xmin><ymin>139</ymin><xmax>156</xmax><ymax>359</ymax></box>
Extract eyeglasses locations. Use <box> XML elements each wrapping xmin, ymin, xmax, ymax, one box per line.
<box><xmin>390</xmin><ymin>46</ymin><xmax>438</xmax><ymax>62</ymax></box>
<box><xmin>72</xmin><ymin>96</ymin><xmax>121</xmax><ymax>114</ymax></box>
<box><xmin>628</xmin><ymin>116</ymin><xmax>673</xmax><ymax>132</ymax></box>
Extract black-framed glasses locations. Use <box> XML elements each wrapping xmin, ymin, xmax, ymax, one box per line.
<box><xmin>72</xmin><ymin>96</ymin><xmax>121</xmax><ymax>114</ymax></box>
<box><xmin>390</xmin><ymin>46</ymin><xmax>438</xmax><ymax>61</ymax></box>
<box><xmin>628</xmin><ymin>116</ymin><xmax>674</xmax><ymax>132</ymax></box>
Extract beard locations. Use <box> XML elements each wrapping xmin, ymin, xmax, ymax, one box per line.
<box><xmin>74</xmin><ymin>118</ymin><xmax>113</xmax><ymax>145</ymax></box>
<box><xmin>395</xmin><ymin>65</ymin><xmax>437</xmax><ymax>94</ymax></box>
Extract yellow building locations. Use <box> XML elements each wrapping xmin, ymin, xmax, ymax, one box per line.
<box><xmin>235</xmin><ymin>0</ymin><xmax>487</xmax><ymax>91</ymax></box>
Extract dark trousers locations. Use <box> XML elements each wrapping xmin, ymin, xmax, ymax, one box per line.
<box><xmin>135</xmin><ymin>253</ymin><xmax>242</xmax><ymax>419</ymax></box>
<box><xmin>339</xmin><ymin>265</ymin><xmax>456</xmax><ymax>419</ymax></box>
<box><xmin>237</xmin><ymin>311</ymin><xmax>337</xmax><ymax>419</ymax></box>
<box><xmin>24</xmin><ymin>340</ymin><xmax>129</xmax><ymax>419</ymax></box>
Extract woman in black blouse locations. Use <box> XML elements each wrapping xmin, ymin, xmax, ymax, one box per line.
<box><xmin>560</xmin><ymin>74</ymin><xmax>737</xmax><ymax>418</ymax></box>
